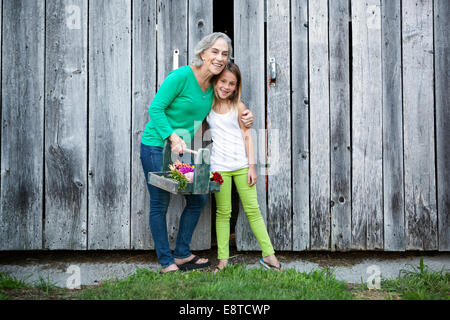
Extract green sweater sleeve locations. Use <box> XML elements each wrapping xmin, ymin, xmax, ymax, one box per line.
<box><xmin>148</xmin><ymin>70</ymin><xmax>183</xmax><ymax>140</ymax></box>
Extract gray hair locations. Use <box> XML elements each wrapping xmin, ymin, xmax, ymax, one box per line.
<box><xmin>191</xmin><ymin>32</ymin><xmax>233</xmax><ymax>67</ymax></box>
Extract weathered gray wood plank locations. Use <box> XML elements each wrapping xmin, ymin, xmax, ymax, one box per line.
<box><xmin>291</xmin><ymin>0</ymin><xmax>310</xmax><ymax>251</ymax></box>
<box><xmin>44</xmin><ymin>0</ymin><xmax>88</xmax><ymax>250</ymax></box>
<box><xmin>234</xmin><ymin>0</ymin><xmax>267</xmax><ymax>251</ymax></box>
<box><xmin>88</xmin><ymin>0</ymin><xmax>131</xmax><ymax>249</ymax></box>
<box><xmin>188</xmin><ymin>0</ymin><xmax>212</xmax><ymax>65</ymax></box>
<box><xmin>157</xmin><ymin>0</ymin><xmax>188</xmax><ymax>83</ymax></box>
<box><xmin>131</xmin><ymin>0</ymin><xmax>157</xmax><ymax>250</ymax></box>
<box><xmin>351</xmin><ymin>0</ymin><xmax>383</xmax><ymax>250</ymax></box>
<box><xmin>402</xmin><ymin>0</ymin><xmax>437</xmax><ymax>250</ymax></box>
<box><xmin>188</xmin><ymin>0</ymin><xmax>213</xmax><ymax>250</ymax></box>
<box><xmin>309</xmin><ymin>0</ymin><xmax>330</xmax><ymax>250</ymax></box>
<box><xmin>329</xmin><ymin>0</ymin><xmax>351</xmax><ymax>251</ymax></box>
<box><xmin>266</xmin><ymin>0</ymin><xmax>292</xmax><ymax>251</ymax></box>
<box><xmin>382</xmin><ymin>0</ymin><xmax>405</xmax><ymax>251</ymax></box>
<box><xmin>1</xmin><ymin>0</ymin><xmax>45</xmax><ymax>250</ymax></box>
<box><xmin>435</xmin><ymin>0</ymin><xmax>450</xmax><ymax>252</ymax></box>
<box><xmin>0</xmin><ymin>0</ymin><xmax>1</xmax><ymax>226</ymax></box>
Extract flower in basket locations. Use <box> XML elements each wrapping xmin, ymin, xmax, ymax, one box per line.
<box><xmin>168</xmin><ymin>164</ymin><xmax>189</xmax><ymax>190</ymax></box>
<box><xmin>210</xmin><ymin>171</ymin><xmax>224</xmax><ymax>185</ymax></box>
<box><xmin>168</xmin><ymin>161</ymin><xmax>196</xmax><ymax>190</ymax></box>
<box><xmin>173</xmin><ymin>160</ymin><xmax>194</xmax><ymax>170</ymax></box>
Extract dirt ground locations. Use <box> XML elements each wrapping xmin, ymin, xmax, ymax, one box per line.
<box><xmin>0</xmin><ymin>247</ymin><xmax>443</xmax><ymax>269</ymax></box>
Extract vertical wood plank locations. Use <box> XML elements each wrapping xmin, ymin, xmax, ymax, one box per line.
<box><xmin>44</xmin><ymin>0</ymin><xmax>88</xmax><ymax>250</ymax></box>
<box><xmin>351</xmin><ymin>0</ymin><xmax>383</xmax><ymax>250</ymax></box>
<box><xmin>291</xmin><ymin>0</ymin><xmax>310</xmax><ymax>251</ymax></box>
<box><xmin>157</xmin><ymin>0</ymin><xmax>188</xmax><ymax>83</ymax></box>
<box><xmin>309</xmin><ymin>0</ymin><xmax>330</xmax><ymax>250</ymax></box>
<box><xmin>382</xmin><ymin>0</ymin><xmax>405</xmax><ymax>251</ymax></box>
<box><xmin>234</xmin><ymin>0</ymin><xmax>266</xmax><ymax>251</ymax></box>
<box><xmin>0</xmin><ymin>0</ymin><xmax>2</xmax><ymax>249</ymax></box>
<box><xmin>402</xmin><ymin>0</ymin><xmax>437</xmax><ymax>250</ymax></box>
<box><xmin>0</xmin><ymin>0</ymin><xmax>1</xmax><ymax>218</ymax></box>
<box><xmin>329</xmin><ymin>0</ymin><xmax>351</xmax><ymax>251</ymax></box>
<box><xmin>435</xmin><ymin>0</ymin><xmax>450</xmax><ymax>252</ymax></box>
<box><xmin>188</xmin><ymin>0</ymin><xmax>213</xmax><ymax>250</ymax></box>
<box><xmin>131</xmin><ymin>0</ymin><xmax>157</xmax><ymax>250</ymax></box>
<box><xmin>267</xmin><ymin>0</ymin><xmax>292</xmax><ymax>250</ymax></box>
<box><xmin>156</xmin><ymin>0</ymin><xmax>192</xmax><ymax>250</ymax></box>
<box><xmin>88</xmin><ymin>0</ymin><xmax>131</xmax><ymax>249</ymax></box>
<box><xmin>188</xmin><ymin>0</ymin><xmax>213</xmax><ymax>65</ymax></box>
<box><xmin>1</xmin><ymin>0</ymin><xmax>45</xmax><ymax>250</ymax></box>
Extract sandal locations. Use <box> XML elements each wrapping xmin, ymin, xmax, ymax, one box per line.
<box><xmin>213</xmin><ymin>261</ymin><xmax>231</xmax><ymax>275</ymax></box>
<box><xmin>176</xmin><ymin>255</ymin><xmax>211</xmax><ymax>271</ymax></box>
<box><xmin>260</xmin><ymin>258</ymin><xmax>283</xmax><ymax>271</ymax></box>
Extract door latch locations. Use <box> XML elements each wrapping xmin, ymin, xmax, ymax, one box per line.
<box><xmin>269</xmin><ymin>57</ymin><xmax>276</xmax><ymax>84</ymax></box>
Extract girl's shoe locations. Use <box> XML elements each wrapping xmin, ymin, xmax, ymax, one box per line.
<box><xmin>260</xmin><ymin>258</ymin><xmax>283</xmax><ymax>271</ymax></box>
<box><xmin>213</xmin><ymin>261</ymin><xmax>231</xmax><ymax>275</ymax></box>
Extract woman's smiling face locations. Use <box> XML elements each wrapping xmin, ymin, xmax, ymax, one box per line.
<box><xmin>200</xmin><ymin>38</ymin><xmax>229</xmax><ymax>75</ymax></box>
<box><xmin>214</xmin><ymin>70</ymin><xmax>237</xmax><ymax>100</ymax></box>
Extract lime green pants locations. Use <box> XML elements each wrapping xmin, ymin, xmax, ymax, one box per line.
<box><xmin>214</xmin><ymin>168</ymin><xmax>275</xmax><ymax>259</ymax></box>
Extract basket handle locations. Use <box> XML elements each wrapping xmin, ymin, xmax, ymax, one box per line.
<box><xmin>182</xmin><ymin>147</ymin><xmax>198</xmax><ymax>156</ymax></box>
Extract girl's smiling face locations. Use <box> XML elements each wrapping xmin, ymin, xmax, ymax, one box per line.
<box><xmin>214</xmin><ymin>70</ymin><xmax>237</xmax><ymax>100</ymax></box>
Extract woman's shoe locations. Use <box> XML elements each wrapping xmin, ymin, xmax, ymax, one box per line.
<box><xmin>176</xmin><ymin>255</ymin><xmax>211</xmax><ymax>271</ymax></box>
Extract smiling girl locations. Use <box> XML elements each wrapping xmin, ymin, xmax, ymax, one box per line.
<box><xmin>206</xmin><ymin>62</ymin><xmax>282</xmax><ymax>273</ymax></box>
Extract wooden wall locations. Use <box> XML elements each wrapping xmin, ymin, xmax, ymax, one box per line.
<box><xmin>1</xmin><ymin>0</ymin><xmax>448</xmax><ymax>251</ymax></box>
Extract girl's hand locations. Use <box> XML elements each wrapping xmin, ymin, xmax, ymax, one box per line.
<box><xmin>240</xmin><ymin>109</ymin><xmax>254</xmax><ymax>128</ymax></box>
<box><xmin>169</xmin><ymin>132</ymin><xmax>187</xmax><ymax>155</ymax></box>
<box><xmin>248</xmin><ymin>165</ymin><xmax>258</xmax><ymax>187</ymax></box>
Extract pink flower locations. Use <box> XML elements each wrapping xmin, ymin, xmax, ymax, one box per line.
<box><xmin>179</xmin><ymin>167</ymin><xmax>194</xmax><ymax>174</ymax></box>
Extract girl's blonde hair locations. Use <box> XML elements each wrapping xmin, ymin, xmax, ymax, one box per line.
<box><xmin>212</xmin><ymin>62</ymin><xmax>242</xmax><ymax>113</ymax></box>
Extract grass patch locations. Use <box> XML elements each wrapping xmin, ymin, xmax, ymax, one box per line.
<box><xmin>75</xmin><ymin>264</ymin><xmax>352</xmax><ymax>300</ymax></box>
<box><xmin>0</xmin><ymin>273</ymin><xmax>31</xmax><ymax>300</ymax></box>
<box><xmin>0</xmin><ymin>272</ymin><xmax>72</xmax><ymax>300</ymax></box>
<box><xmin>380</xmin><ymin>258</ymin><xmax>449</xmax><ymax>300</ymax></box>
<box><xmin>0</xmin><ymin>272</ymin><xmax>31</xmax><ymax>290</ymax></box>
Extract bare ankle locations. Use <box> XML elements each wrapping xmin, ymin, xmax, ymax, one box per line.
<box><xmin>219</xmin><ymin>259</ymin><xmax>228</xmax><ymax>266</ymax></box>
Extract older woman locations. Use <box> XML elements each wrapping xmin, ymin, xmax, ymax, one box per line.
<box><xmin>141</xmin><ymin>32</ymin><xmax>254</xmax><ymax>274</ymax></box>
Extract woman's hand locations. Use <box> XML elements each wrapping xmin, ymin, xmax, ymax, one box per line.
<box><xmin>240</xmin><ymin>109</ymin><xmax>254</xmax><ymax>128</ymax></box>
<box><xmin>248</xmin><ymin>165</ymin><xmax>258</xmax><ymax>187</ymax></box>
<box><xmin>169</xmin><ymin>132</ymin><xmax>187</xmax><ymax>155</ymax></box>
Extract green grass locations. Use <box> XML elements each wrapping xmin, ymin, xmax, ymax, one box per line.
<box><xmin>0</xmin><ymin>273</ymin><xmax>31</xmax><ymax>300</ymax></box>
<box><xmin>0</xmin><ymin>272</ymin><xmax>65</xmax><ymax>300</ymax></box>
<box><xmin>381</xmin><ymin>258</ymin><xmax>450</xmax><ymax>300</ymax></box>
<box><xmin>76</xmin><ymin>265</ymin><xmax>352</xmax><ymax>300</ymax></box>
<box><xmin>1</xmin><ymin>259</ymin><xmax>448</xmax><ymax>300</ymax></box>
<box><xmin>0</xmin><ymin>272</ymin><xmax>31</xmax><ymax>290</ymax></box>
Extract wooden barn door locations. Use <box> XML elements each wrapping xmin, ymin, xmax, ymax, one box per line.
<box><xmin>1</xmin><ymin>0</ymin><xmax>448</xmax><ymax>252</ymax></box>
<box><xmin>233</xmin><ymin>0</ymin><xmax>449</xmax><ymax>252</ymax></box>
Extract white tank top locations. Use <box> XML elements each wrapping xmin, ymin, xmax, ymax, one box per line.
<box><xmin>206</xmin><ymin>108</ymin><xmax>249</xmax><ymax>172</ymax></box>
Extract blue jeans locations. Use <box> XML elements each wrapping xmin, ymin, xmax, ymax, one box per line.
<box><xmin>140</xmin><ymin>143</ymin><xmax>208</xmax><ymax>268</ymax></box>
